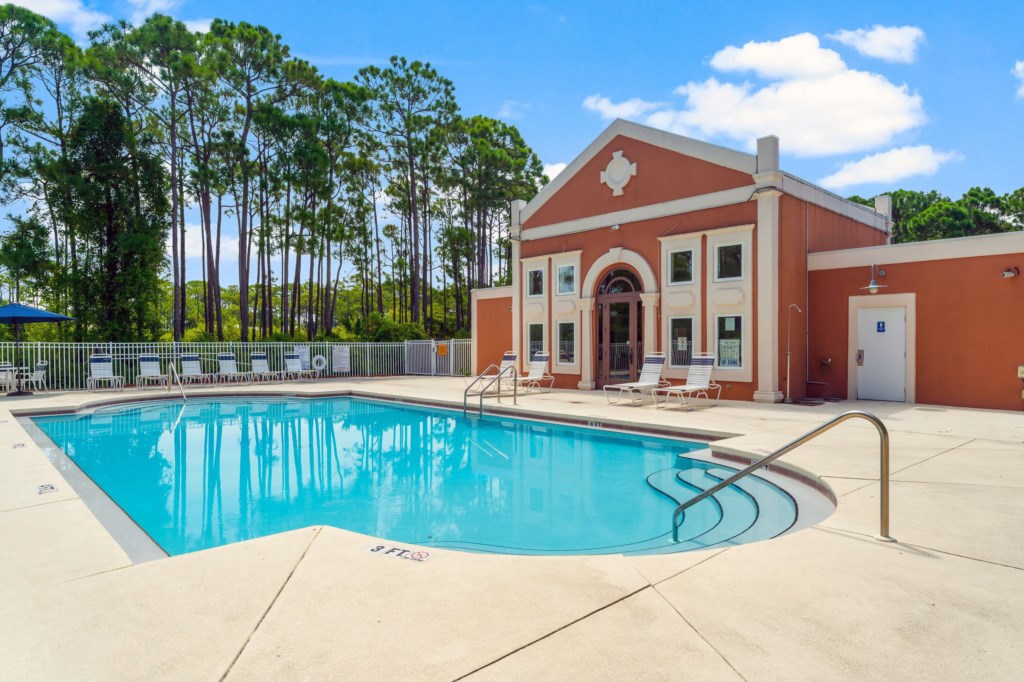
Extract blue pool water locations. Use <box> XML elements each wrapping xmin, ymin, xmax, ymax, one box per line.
<box><xmin>33</xmin><ymin>397</ymin><xmax>801</xmax><ymax>556</ymax></box>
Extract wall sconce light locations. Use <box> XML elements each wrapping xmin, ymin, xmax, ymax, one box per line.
<box><xmin>1001</xmin><ymin>266</ymin><xmax>1020</xmax><ymax>279</ymax></box>
<box><xmin>860</xmin><ymin>264</ymin><xmax>887</xmax><ymax>294</ymax></box>
<box><xmin>610</xmin><ymin>224</ymin><xmax>620</xmax><ymax>231</ymax></box>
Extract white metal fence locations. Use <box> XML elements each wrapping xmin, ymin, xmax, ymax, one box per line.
<box><xmin>0</xmin><ymin>339</ymin><xmax>472</xmax><ymax>392</ymax></box>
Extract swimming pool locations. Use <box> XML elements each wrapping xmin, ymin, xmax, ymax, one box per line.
<box><xmin>32</xmin><ymin>397</ymin><xmax>828</xmax><ymax>557</ymax></box>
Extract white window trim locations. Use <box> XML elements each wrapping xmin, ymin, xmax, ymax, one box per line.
<box><xmin>714</xmin><ymin>242</ymin><xmax>745</xmax><ymax>283</ymax></box>
<box><xmin>526</xmin><ymin>268</ymin><xmax>545</xmax><ymax>297</ymax></box>
<box><xmin>555</xmin><ymin>264</ymin><xmax>576</xmax><ymax>296</ymax></box>
<box><xmin>713</xmin><ymin>313</ymin><xmax>745</xmax><ymax>370</ymax></box>
<box><xmin>555</xmin><ymin>321</ymin><xmax>576</xmax><ymax>366</ymax></box>
<box><xmin>667</xmin><ymin>248</ymin><xmax>695</xmax><ymax>286</ymax></box>
<box><xmin>667</xmin><ymin>316</ymin><xmax>695</xmax><ymax>368</ymax></box>
<box><xmin>527</xmin><ymin>322</ymin><xmax>545</xmax><ymax>358</ymax></box>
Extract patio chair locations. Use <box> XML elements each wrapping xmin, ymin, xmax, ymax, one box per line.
<box><xmin>465</xmin><ymin>350</ymin><xmax>518</xmax><ymax>394</ymax></box>
<box><xmin>251</xmin><ymin>351</ymin><xmax>285</xmax><ymax>382</ymax></box>
<box><xmin>23</xmin><ymin>360</ymin><xmax>49</xmax><ymax>392</ymax></box>
<box><xmin>653</xmin><ymin>353</ymin><xmax>721</xmax><ymax>409</ymax></box>
<box><xmin>217</xmin><ymin>352</ymin><xmax>252</xmax><ymax>384</ymax></box>
<box><xmin>603</xmin><ymin>352</ymin><xmax>669</xmax><ymax>405</ymax></box>
<box><xmin>136</xmin><ymin>354</ymin><xmax>167</xmax><ymax>389</ymax></box>
<box><xmin>0</xmin><ymin>362</ymin><xmax>17</xmax><ymax>392</ymax></box>
<box><xmin>87</xmin><ymin>354</ymin><xmax>124</xmax><ymax>391</ymax></box>
<box><xmin>515</xmin><ymin>351</ymin><xmax>555</xmax><ymax>393</ymax></box>
<box><xmin>284</xmin><ymin>352</ymin><xmax>318</xmax><ymax>381</ymax></box>
<box><xmin>180</xmin><ymin>353</ymin><xmax>215</xmax><ymax>384</ymax></box>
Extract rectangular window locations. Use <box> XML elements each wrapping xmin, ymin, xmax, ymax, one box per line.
<box><xmin>668</xmin><ymin>317</ymin><xmax>693</xmax><ymax>367</ymax></box>
<box><xmin>527</xmin><ymin>269</ymin><xmax>544</xmax><ymax>297</ymax></box>
<box><xmin>556</xmin><ymin>265</ymin><xmax>575</xmax><ymax>295</ymax></box>
<box><xmin>528</xmin><ymin>323</ymin><xmax>544</xmax><ymax>360</ymax></box>
<box><xmin>669</xmin><ymin>250</ymin><xmax>694</xmax><ymax>284</ymax></box>
<box><xmin>715</xmin><ymin>243</ymin><xmax>743</xmax><ymax>281</ymax></box>
<box><xmin>716</xmin><ymin>315</ymin><xmax>743</xmax><ymax>368</ymax></box>
<box><xmin>557</xmin><ymin>322</ymin><xmax>575</xmax><ymax>365</ymax></box>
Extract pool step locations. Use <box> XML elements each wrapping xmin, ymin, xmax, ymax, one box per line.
<box><xmin>640</xmin><ymin>461</ymin><xmax>798</xmax><ymax>555</ymax></box>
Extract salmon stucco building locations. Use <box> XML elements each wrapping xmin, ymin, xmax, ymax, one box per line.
<box><xmin>471</xmin><ymin>120</ymin><xmax>1024</xmax><ymax>411</ymax></box>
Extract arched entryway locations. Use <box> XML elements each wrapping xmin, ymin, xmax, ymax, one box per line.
<box><xmin>596</xmin><ymin>267</ymin><xmax>643</xmax><ymax>387</ymax></box>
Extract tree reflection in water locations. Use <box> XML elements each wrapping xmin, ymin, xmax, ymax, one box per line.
<box><xmin>35</xmin><ymin>397</ymin><xmax>705</xmax><ymax>556</ymax></box>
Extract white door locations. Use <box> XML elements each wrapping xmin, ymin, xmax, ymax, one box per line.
<box><xmin>856</xmin><ymin>307</ymin><xmax>906</xmax><ymax>401</ymax></box>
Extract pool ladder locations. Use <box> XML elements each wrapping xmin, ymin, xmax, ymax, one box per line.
<box><xmin>672</xmin><ymin>410</ymin><xmax>895</xmax><ymax>543</ymax></box>
<box><xmin>463</xmin><ymin>364</ymin><xmax>518</xmax><ymax>416</ymax></box>
<box><xmin>167</xmin><ymin>364</ymin><xmax>187</xmax><ymax>402</ymax></box>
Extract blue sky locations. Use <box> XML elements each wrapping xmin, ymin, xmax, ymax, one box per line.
<box><xmin>14</xmin><ymin>0</ymin><xmax>1024</xmax><ymax>283</ymax></box>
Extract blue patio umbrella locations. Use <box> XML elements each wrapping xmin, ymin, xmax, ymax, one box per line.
<box><xmin>0</xmin><ymin>303</ymin><xmax>74</xmax><ymax>396</ymax></box>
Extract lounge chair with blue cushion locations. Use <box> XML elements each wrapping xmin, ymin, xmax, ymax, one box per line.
<box><xmin>87</xmin><ymin>354</ymin><xmax>124</xmax><ymax>391</ymax></box>
<box><xmin>216</xmin><ymin>352</ymin><xmax>252</xmax><ymax>384</ymax></box>
<box><xmin>180</xmin><ymin>353</ymin><xmax>215</xmax><ymax>384</ymax></box>
<box><xmin>136</xmin><ymin>354</ymin><xmax>167</xmax><ymax>388</ymax></box>
<box><xmin>251</xmin><ymin>352</ymin><xmax>285</xmax><ymax>382</ymax></box>
<box><xmin>603</xmin><ymin>352</ymin><xmax>668</xmax><ymax>405</ymax></box>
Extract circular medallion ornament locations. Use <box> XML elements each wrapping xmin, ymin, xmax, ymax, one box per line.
<box><xmin>600</xmin><ymin>150</ymin><xmax>637</xmax><ymax>196</ymax></box>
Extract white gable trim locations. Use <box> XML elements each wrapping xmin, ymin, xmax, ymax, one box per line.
<box><xmin>521</xmin><ymin>185</ymin><xmax>757</xmax><ymax>242</ymax></box>
<box><xmin>520</xmin><ymin>119</ymin><xmax>757</xmax><ymax>225</ymax></box>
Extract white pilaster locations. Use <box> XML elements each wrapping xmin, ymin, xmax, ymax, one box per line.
<box><xmin>578</xmin><ymin>297</ymin><xmax>596</xmax><ymax>389</ymax></box>
<box><xmin>753</xmin><ymin>188</ymin><xmax>783</xmax><ymax>403</ymax></box>
<box><xmin>510</xmin><ymin>200</ymin><xmax>525</xmax><ymax>371</ymax></box>
<box><xmin>639</xmin><ymin>292</ymin><xmax>660</xmax><ymax>356</ymax></box>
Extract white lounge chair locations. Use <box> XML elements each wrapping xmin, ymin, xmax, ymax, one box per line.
<box><xmin>23</xmin><ymin>361</ymin><xmax>48</xmax><ymax>392</ymax></box>
<box><xmin>465</xmin><ymin>350</ymin><xmax>518</xmax><ymax>394</ymax></box>
<box><xmin>516</xmin><ymin>352</ymin><xmax>554</xmax><ymax>393</ymax></box>
<box><xmin>603</xmin><ymin>352</ymin><xmax>668</xmax><ymax>405</ymax></box>
<box><xmin>654</xmin><ymin>353</ymin><xmax>721</xmax><ymax>409</ymax></box>
<box><xmin>180</xmin><ymin>353</ymin><xmax>215</xmax><ymax>384</ymax></box>
<box><xmin>251</xmin><ymin>351</ymin><xmax>285</xmax><ymax>382</ymax></box>
<box><xmin>284</xmin><ymin>352</ymin><xmax>317</xmax><ymax>381</ymax></box>
<box><xmin>87</xmin><ymin>354</ymin><xmax>124</xmax><ymax>391</ymax></box>
<box><xmin>217</xmin><ymin>352</ymin><xmax>252</xmax><ymax>383</ymax></box>
<box><xmin>136</xmin><ymin>354</ymin><xmax>167</xmax><ymax>388</ymax></box>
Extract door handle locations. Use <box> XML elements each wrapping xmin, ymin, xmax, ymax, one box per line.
<box><xmin>856</xmin><ymin>349</ymin><xmax>864</xmax><ymax>366</ymax></box>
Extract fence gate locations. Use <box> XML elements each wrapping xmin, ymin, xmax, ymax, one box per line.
<box><xmin>405</xmin><ymin>340</ymin><xmax>436</xmax><ymax>375</ymax></box>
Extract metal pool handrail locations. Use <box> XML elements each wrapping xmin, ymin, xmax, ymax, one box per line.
<box><xmin>463</xmin><ymin>364</ymin><xmax>518</xmax><ymax>416</ymax></box>
<box><xmin>672</xmin><ymin>410</ymin><xmax>895</xmax><ymax>543</ymax></box>
<box><xmin>167</xmin><ymin>364</ymin><xmax>187</xmax><ymax>402</ymax></box>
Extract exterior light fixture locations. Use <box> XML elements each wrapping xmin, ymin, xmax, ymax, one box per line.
<box><xmin>860</xmin><ymin>264</ymin><xmax>887</xmax><ymax>294</ymax></box>
<box><xmin>1001</xmin><ymin>266</ymin><xmax>1020</xmax><ymax>279</ymax></box>
<box><xmin>610</xmin><ymin>224</ymin><xmax>620</xmax><ymax>231</ymax></box>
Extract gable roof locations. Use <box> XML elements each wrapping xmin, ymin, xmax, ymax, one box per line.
<box><xmin>521</xmin><ymin>119</ymin><xmax>758</xmax><ymax>225</ymax></box>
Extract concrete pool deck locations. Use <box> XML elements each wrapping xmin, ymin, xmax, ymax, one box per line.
<box><xmin>1</xmin><ymin>377</ymin><xmax>1022</xmax><ymax>680</ymax></box>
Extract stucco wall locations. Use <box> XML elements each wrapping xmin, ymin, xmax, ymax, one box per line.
<box><xmin>471</xmin><ymin>294</ymin><xmax>513</xmax><ymax>375</ymax></box>
<box><xmin>809</xmin><ymin>254</ymin><xmax>1024</xmax><ymax>410</ymax></box>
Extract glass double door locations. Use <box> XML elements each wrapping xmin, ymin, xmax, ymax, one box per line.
<box><xmin>596</xmin><ymin>295</ymin><xmax>642</xmax><ymax>387</ymax></box>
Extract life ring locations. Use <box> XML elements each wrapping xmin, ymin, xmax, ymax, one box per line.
<box><xmin>312</xmin><ymin>355</ymin><xmax>328</xmax><ymax>372</ymax></box>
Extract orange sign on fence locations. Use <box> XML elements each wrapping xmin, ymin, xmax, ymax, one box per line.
<box><xmin>437</xmin><ymin>343</ymin><xmax>448</xmax><ymax>356</ymax></box>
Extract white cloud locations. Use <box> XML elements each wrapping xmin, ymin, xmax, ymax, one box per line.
<box><xmin>1014</xmin><ymin>60</ymin><xmax>1024</xmax><ymax>98</ymax></box>
<box><xmin>183</xmin><ymin>17</ymin><xmax>212</xmax><ymax>33</ymax></box>
<box><xmin>828</xmin><ymin>25</ymin><xmax>925</xmax><ymax>63</ymax></box>
<box><xmin>710</xmin><ymin>33</ymin><xmax>846</xmax><ymax>79</ymax></box>
<box><xmin>10</xmin><ymin>0</ymin><xmax>110</xmax><ymax>39</ymax></box>
<box><xmin>126</xmin><ymin>0</ymin><xmax>178</xmax><ymax>25</ymax></box>
<box><xmin>542</xmin><ymin>162</ymin><xmax>567</xmax><ymax>183</ymax></box>
<box><xmin>818</xmin><ymin>145</ymin><xmax>960</xmax><ymax>189</ymax></box>
<box><xmin>585</xmin><ymin>32</ymin><xmax>926</xmax><ymax>157</ymax></box>
<box><xmin>498</xmin><ymin>100</ymin><xmax>530</xmax><ymax>120</ymax></box>
<box><xmin>582</xmin><ymin>94</ymin><xmax>663</xmax><ymax>120</ymax></box>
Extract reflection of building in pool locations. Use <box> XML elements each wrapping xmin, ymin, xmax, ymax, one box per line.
<box><xmin>472</xmin><ymin>119</ymin><xmax>1024</xmax><ymax>410</ymax></box>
